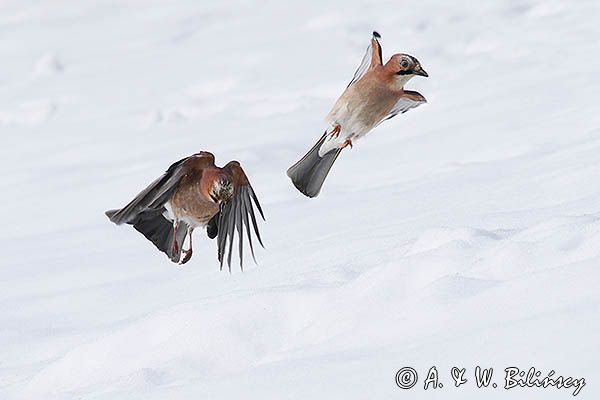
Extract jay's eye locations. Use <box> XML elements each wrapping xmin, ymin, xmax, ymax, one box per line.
<box><xmin>401</xmin><ymin>60</ymin><xmax>409</xmax><ymax>68</ymax></box>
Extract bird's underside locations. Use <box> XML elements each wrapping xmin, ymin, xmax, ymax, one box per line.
<box><xmin>106</xmin><ymin>152</ymin><xmax>264</xmax><ymax>269</ymax></box>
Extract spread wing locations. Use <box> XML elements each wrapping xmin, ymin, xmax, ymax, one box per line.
<box><xmin>105</xmin><ymin>152</ymin><xmax>214</xmax><ymax>225</ymax></box>
<box><xmin>347</xmin><ymin>31</ymin><xmax>382</xmax><ymax>88</ymax></box>
<box><xmin>217</xmin><ymin>161</ymin><xmax>265</xmax><ymax>271</ymax></box>
<box><xmin>378</xmin><ymin>90</ymin><xmax>427</xmax><ymax>125</ymax></box>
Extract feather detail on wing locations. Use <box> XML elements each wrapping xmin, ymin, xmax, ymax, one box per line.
<box><xmin>106</xmin><ymin>152</ymin><xmax>214</xmax><ymax>225</ymax></box>
<box><xmin>347</xmin><ymin>31</ymin><xmax>382</xmax><ymax>87</ymax></box>
<box><xmin>217</xmin><ymin>161</ymin><xmax>265</xmax><ymax>271</ymax></box>
<box><xmin>378</xmin><ymin>90</ymin><xmax>427</xmax><ymax>125</ymax></box>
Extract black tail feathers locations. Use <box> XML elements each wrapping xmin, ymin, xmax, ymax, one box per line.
<box><xmin>105</xmin><ymin>208</ymin><xmax>187</xmax><ymax>263</ymax></box>
<box><xmin>286</xmin><ymin>132</ymin><xmax>342</xmax><ymax>198</ymax></box>
<box><xmin>206</xmin><ymin>212</ymin><xmax>219</xmax><ymax>239</ymax></box>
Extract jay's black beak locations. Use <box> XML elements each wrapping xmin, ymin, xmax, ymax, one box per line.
<box><xmin>414</xmin><ymin>67</ymin><xmax>428</xmax><ymax>77</ymax></box>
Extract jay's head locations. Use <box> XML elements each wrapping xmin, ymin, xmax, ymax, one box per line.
<box><xmin>388</xmin><ymin>54</ymin><xmax>428</xmax><ymax>79</ymax></box>
<box><xmin>210</xmin><ymin>177</ymin><xmax>234</xmax><ymax>203</ymax></box>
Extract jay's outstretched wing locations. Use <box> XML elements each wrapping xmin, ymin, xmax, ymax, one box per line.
<box><xmin>105</xmin><ymin>152</ymin><xmax>215</xmax><ymax>225</ymax></box>
<box><xmin>347</xmin><ymin>31</ymin><xmax>382</xmax><ymax>87</ymax></box>
<box><xmin>216</xmin><ymin>161</ymin><xmax>265</xmax><ymax>270</ymax></box>
<box><xmin>378</xmin><ymin>90</ymin><xmax>427</xmax><ymax>125</ymax></box>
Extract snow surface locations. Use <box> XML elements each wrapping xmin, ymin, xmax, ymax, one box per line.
<box><xmin>1</xmin><ymin>1</ymin><xmax>600</xmax><ymax>399</ymax></box>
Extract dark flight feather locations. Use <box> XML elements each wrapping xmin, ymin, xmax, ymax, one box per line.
<box><xmin>217</xmin><ymin>183</ymin><xmax>265</xmax><ymax>270</ymax></box>
<box><xmin>106</xmin><ymin>155</ymin><xmax>197</xmax><ymax>225</ymax></box>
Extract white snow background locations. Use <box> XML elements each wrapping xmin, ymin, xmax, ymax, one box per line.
<box><xmin>1</xmin><ymin>0</ymin><xmax>599</xmax><ymax>399</ymax></box>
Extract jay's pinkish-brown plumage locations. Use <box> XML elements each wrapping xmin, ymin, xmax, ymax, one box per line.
<box><xmin>287</xmin><ymin>31</ymin><xmax>428</xmax><ymax>198</ymax></box>
<box><xmin>106</xmin><ymin>151</ymin><xmax>264</xmax><ymax>269</ymax></box>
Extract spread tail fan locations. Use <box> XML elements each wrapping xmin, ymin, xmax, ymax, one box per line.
<box><xmin>287</xmin><ymin>132</ymin><xmax>342</xmax><ymax>198</ymax></box>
